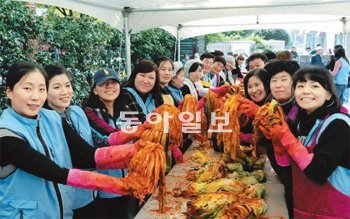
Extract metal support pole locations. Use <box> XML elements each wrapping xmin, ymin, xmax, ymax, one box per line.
<box><xmin>123</xmin><ymin>7</ymin><xmax>132</xmax><ymax>77</ymax></box>
<box><xmin>177</xmin><ymin>24</ymin><xmax>182</xmax><ymax>61</ymax></box>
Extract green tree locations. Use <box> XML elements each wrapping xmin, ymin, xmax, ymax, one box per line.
<box><xmin>131</xmin><ymin>28</ymin><xmax>176</xmax><ymax>63</ymax></box>
<box><xmin>255</xmin><ymin>29</ymin><xmax>290</xmax><ymax>45</ymax></box>
<box><xmin>0</xmin><ymin>0</ymin><xmax>43</xmax><ymax>109</ymax></box>
<box><xmin>0</xmin><ymin>1</ymin><xmax>176</xmax><ymax>110</ymax></box>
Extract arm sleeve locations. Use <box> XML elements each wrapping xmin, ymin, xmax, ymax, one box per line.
<box><xmin>0</xmin><ymin>136</ymin><xmax>69</xmax><ymax>184</ymax></box>
<box><xmin>303</xmin><ymin>119</ymin><xmax>350</xmax><ymax>184</ymax></box>
<box><xmin>84</xmin><ymin>108</ymin><xmax>117</xmax><ymax>135</ymax></box>
<box><xmin>181</xmin><ymin>85</ymin><xmax>191</xmax><ymax>96</ymax></box>
<box><xmin>61</xmin><ymin>119</ymin><xmax>97</xmax><ymax>169</ymax></box>
<box><xmin>331</xmin><ymin>60</ymin><xmax>341</xmax><ymax>77</ymax></box>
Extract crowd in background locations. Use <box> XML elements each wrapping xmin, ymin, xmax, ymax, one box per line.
<box><xmin>0</xmin><ymin>44</ymin><xmax>349</xmax><ymax>219</ymax></box>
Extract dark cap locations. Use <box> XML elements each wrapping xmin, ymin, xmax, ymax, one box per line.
<box><xmin>94</xmin><ymin>68</ymin><xmax>119</xmax><ymax>85</ymax></box>
<box><xmin>264</xmin><ymin>60</ymin><xmax>300</xmax><ymax>80</ymax></box>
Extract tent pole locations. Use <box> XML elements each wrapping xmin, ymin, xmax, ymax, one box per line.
<box><xmin>123</xmin><ymin>8</ymin><xmax>132</xmax><ymax>77</ymax></box>
<box><xmin>340</xmin><ymin>17</ymin><xmax>350</xmax><ymax>58</ymax></box>
<box><xmin>177</xmin><ymin>24</ymin><xmax>182</xmax><ymax>61</ymax></box>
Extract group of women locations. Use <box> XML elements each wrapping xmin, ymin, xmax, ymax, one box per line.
<box><xmin>238</xmin><ymin>57</ymin><xmax>349</xmax><ymax>218</ymax></box>
<box><xmin>0</xmin><ymin>48</ymin><xmax>349</xmax><ymax>219</ymax></box>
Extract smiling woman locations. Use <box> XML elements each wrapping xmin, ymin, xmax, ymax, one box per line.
<box><xmin>119</xmin><ymin>60</ymin><xmax>163</xmax><ymax>124</ymax></box>
<box><xmin>259</xmin><ymin>66</ymin><xmax>350</xmax><ymax>218</ymax></box>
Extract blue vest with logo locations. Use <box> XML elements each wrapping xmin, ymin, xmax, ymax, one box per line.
<box><xmin>0</xmin><ymin>108</ymin><xmax>74</xmax><ymax>219</ymax></box>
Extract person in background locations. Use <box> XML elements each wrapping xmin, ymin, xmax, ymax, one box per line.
<box><xmin>193</xmin><ymin>52</ymin><xmax>200</xmax><ymax>60</ymax></box>
<box><xmin>168</xmin><ymin>61</ymin><xmax>185</xmax><ymax>106</ymax></box>
<box><xmin>154</xmin><ymin>56</ymin><xmax>175</xmax><ymax>106</ymax></box>
<box><xmin>311</xmin><ymin>46</ymin><xmax>324</xmax><ymax>67</ymax></box>
<box><xmin>168</xmin><ymin>61</ymin><xmax>193</xmax><ymax>153</ymax></box>
<box><xmin>200</xmin><ymin>53</ymin><xmax>215</xmax><ymax>78</ymax></box>
<box><xmin>331</xmin><ymin>47</ymin><xmax>349</xmax><ymax>104</ymax></box>
<box><xmin>326</xmin><ymin>45</ymin><xmax>343</xmax><ymax>71</ymax></box>
<box><xmin>305</xmin><ymin>47</ymin><xmax>312</xmax><ymax>55</ymax></box>
<box><xmin>236</xmin><ymin>55</ymin><xmax>247</xmax><ymax>74</ymax></box>
<box><xmin>181</xmin><ymin>59</ymin><xmax>207</xmax><ymax>99</ymax></box>
<box><xmin>202</xmin><ymin>56</ymin><xmax>226</xmax><ymax>87</ymax></box>
<box><xmin>0</xmin><ymin>61</ymin><xmax>144</xmax><ymax>219</ymax></box>
<box><xmin>259</xmin><ymin>66</ymin><xmax>350</xmax><ymax>218</ymax></box>
<box><xmin>276</xmin><ymin>50</ymin><xmax>293</xmax><ymax>61</ymax></box>
<box><xmin>224</xmin><ymin>55</ymin><xmax>243</xmax><ymax>85</ymax></box>
<box><xmin>264</xmin><ymin>50</ymin><xmax>277</xmax><ymax>61</ymax></box>
<box><xmin>246</xmin><ymin>53</ymin><xmax>268</xmax><ymax>71</ymax></box>
<box><xmin>181</xmin><ymin>53</ymin><xmax>190</xmax><ymax>65</ymax></box>
<box><xmin>290</xmin><ymin>46</ymin><xmax>299</xmax><ymax>61</ymax></box>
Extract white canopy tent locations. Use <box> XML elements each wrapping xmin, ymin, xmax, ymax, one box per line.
<box><xmin>19</xmin><ymin>0</ymin><xmax>350</xmax><ymax>75</ymax></box>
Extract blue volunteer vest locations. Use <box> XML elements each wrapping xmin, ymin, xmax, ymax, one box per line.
<box><xmin>65</xmin><ymin>105</ymin><xmax>95</xmax><ymax>209</ymax></box>
<box><xmin>87</xmin><ymin>108</ymin><xmax>126</xmax><ymax>199</ymax></box>
<box><xmin>0</xmin><ymin>108</ymin><xmax>74</xmax><ymax>219</ymax></box>
<box><xmin>301</xmin><ymin>113</ymin><xmax>350</xmax><ymax>196</ymax></box>
<box><xmin>334</xmin><ymin>57</ymin><xmax>349</xmax><ymax>85</ymax></box>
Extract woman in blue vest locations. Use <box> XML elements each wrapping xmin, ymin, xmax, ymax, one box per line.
<box><xmin>331</xmin><ymin>47</ymin><xmax>349</xmax><ymax>104</ymax></box>
<box><xmin>259</xmin><ymin>66</ymin><xmax>350</xmax><ymax>218</ymax></box>
<box><xmin>0</xmin><ymin>61</ymin><xmax>144</xmax><ymax>219</ymax></box>
<box><xmin>83</xmin><ymin>67</ymin><xmax>145</xmax><ymax>219</ymax></box>
<box><xmin>44</xmin><ymin>64</ymin><xmax>97</xmax><ymax>218</ymax></box>
<box><xmin>167</xmin><ymin>61</ymin><xmax>185</xmax><ymax>106</ymax></box>
<box><xmin>119</xmin><ymin>60</ymin><xmax>163</xmax><ymax>124</ymax></box>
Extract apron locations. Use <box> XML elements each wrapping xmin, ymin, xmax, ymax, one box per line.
<box><xmin>293</xmin><ymin>114</ymin><xmax>350</xmax><ymax>218</ymax></box>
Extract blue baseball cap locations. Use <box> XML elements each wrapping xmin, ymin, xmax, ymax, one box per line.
<box><xmin>94</xmin><ymin>68</ymin><xmax>120</xmax><ymax>85</ymax></box>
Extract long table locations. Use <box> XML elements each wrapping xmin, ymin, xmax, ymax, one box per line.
<box><xmin>135</xmin><ymin>141</ymin><xmax>289</xmax><ymax>219</ymax></box>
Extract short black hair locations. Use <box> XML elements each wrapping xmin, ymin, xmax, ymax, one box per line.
<box><xmin>247</xmin><ymin>53</ymin><xmax>268</xmax><ymax>65</ymax></box>
<box><xmin>200</xmin><ymin>53</ymin><xmax>215</xmax><ymax>61</ymax></box>
<box><xmin>264</xmin><ymin>60</ymin><xmax>300</xmax><ymax>81</ymax></box>
<box><xmin>44</xmin><ymin>64</ymin><xmax>72</xmax><ymax>82</ymax></box>
<box><xmin>293</xmin><ymin>66</ymin><xmax>340</xmax><ymax>110</ymax></box>
<box><xmin>243</xmin><ymin>68</ymin><xmax>271</xmax><ymax>105</ymax></box>
<box><xmin>6</xmin><ymin>61</ymin><xmax>47</xmax><ymax>90</ymax></box>
<box><xmin>214</xmin><ymin>56</ymin><xmax>226</xmax><ymax>66</ymax></box>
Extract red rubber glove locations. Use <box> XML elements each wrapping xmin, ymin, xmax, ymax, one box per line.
<box><xmin>259</xmin><ymin>122</ymin><xmax>313</xmax><ymax>170</ymax></box>
<box><xmin>239</xmin><ymin>132</ymin><xmax>253</xmax><ymax>144</ymax></box>
<box><xmin>95</xmin><ymin>144</ymin><xmax>138</xmax><ymax>169</ymax></box>
<box><xmin>171</xmin><ymin>146</ymin><xmax>184</xmax><ymax>163</ymax></box>
<box><xmin>67</xmin><ymin>169</ymin><xmax>129</xmax><ymax>195</ymax></box>
<box><xmin>238</xmin><ymin>98</ymin><xmax>259</xmax><ymax>118</ymax></box>
<box><xmin>210</xmin><ymin>84</ymin><xmax>232</xmax><ymax>96</ymax></box>
<box><xmin>108</xmin><ymin>123</ymin><xmax>152</xmax><ymax>145</ymax></box>
<box><xmin>198</xmin><ymin>97</ymin><xmax>206</xmax><ymax>110</ymax></box>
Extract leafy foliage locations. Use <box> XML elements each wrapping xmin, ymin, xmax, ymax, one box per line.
<box><xmin>131</xmin><ymin>28</ymin><xmax>175</xmax><ymax>63</ymax></box>
<box><xmin>205</xmin><ymin>29</ymin><xmax>290</xmax><ymax>51</ymax></box>
<box><xmin>0</xmin><ymin>0</ymin><xmax>176</xmax><ymax>111</ymax></box>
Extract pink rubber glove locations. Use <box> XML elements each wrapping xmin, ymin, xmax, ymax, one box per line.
<box><xmin>279</xmin><ymin>126</ymin><xmax>313</xmax><ymax>170</ymax></box>
<box><xmin>67</xmin><ymin>169</ymin><xmax>129</xmax><ymax>195</ymax></box>
<box><xmin>95</xmin><ymin>144</ymin><xmax>138</xmax><ymax>169</ymax></box>
<box><xmin>108</xmin><ymin>123</ymin><xmax>152</xmax><ymax>145</ymax></box>
<box><xmin>239</xmin><ymin>132</ymin><xmax>253</xmax><ymax>144</ymax></box>
<box><xmin>198</xmin><ymin>97</ymin><xmax>206</xmax><ymax>110</ymax></box>
<box><xmin>238</xmin><ymin>98</ymin><xmax>259</xmax><ymax>118</ymax></box>
<box><xmin>260</xmin><ymin>122</ymin><xmax>313</xmax><ymax>170</ymax></box>
<box><xmin>171</xmin><ymin>146</ymin><xmax>184</xmax><ymax>163</ymax></box>
<box><xmin>210</xmin><ymin>84</ymin><xmax>232</xmax><ymax>96</ymax></box>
